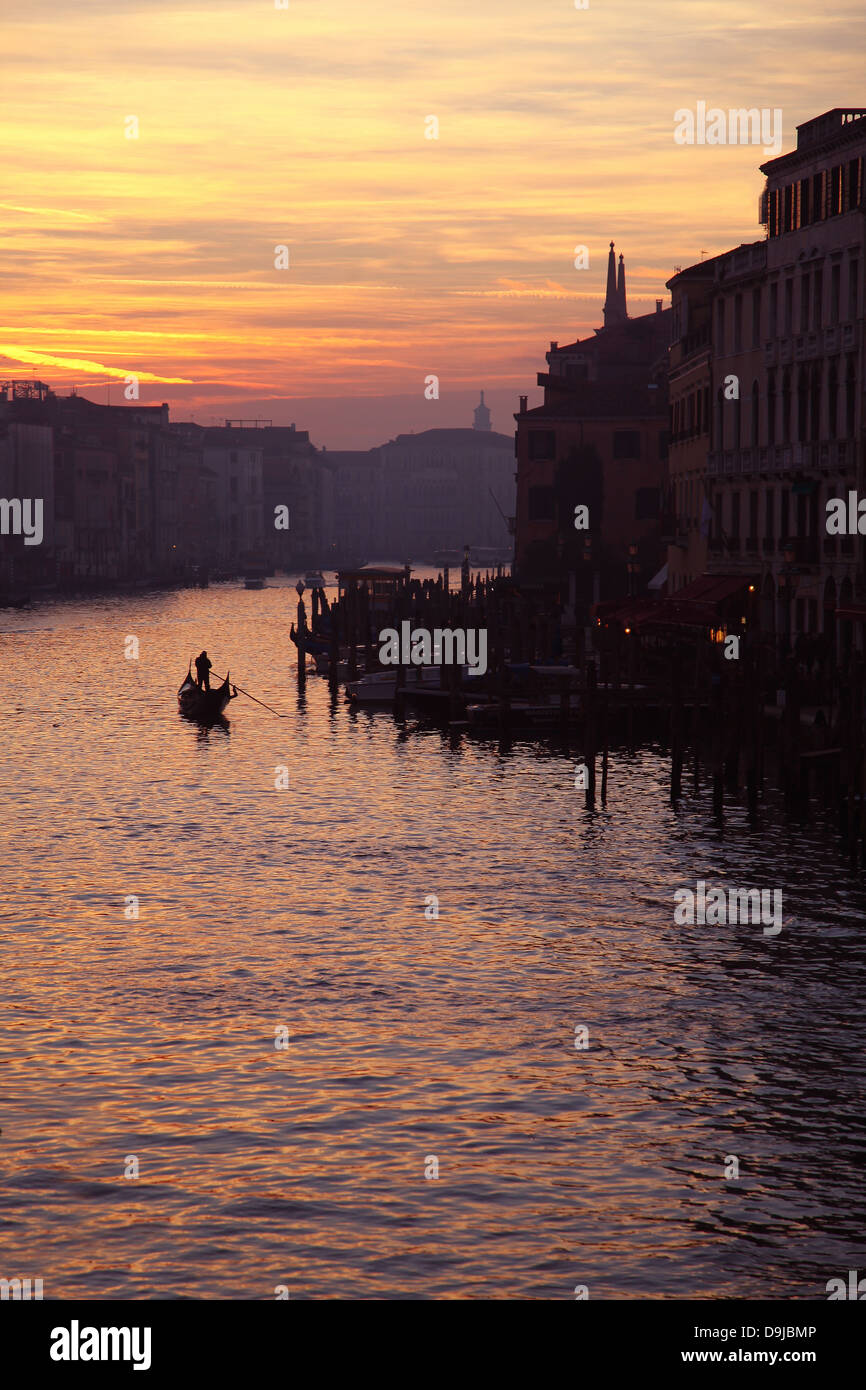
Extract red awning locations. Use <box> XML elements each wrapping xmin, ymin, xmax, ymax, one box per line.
<box><xmin>668</xmin><ymin>574</ymin><xmax>753</xmax><ymax>604</ymax></box>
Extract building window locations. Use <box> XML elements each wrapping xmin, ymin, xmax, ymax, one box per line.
<box><xmin>527</xmin><ymin>485</ymin><xmax>555</xmax><ymax>521</ymax></box>
<box><xmin>797</xmin><ymin>367</ymin><xmax>808</xmax><ymax>442</ymax></box>
<box><xmin>730</xmin><ymin>491</ymin><xmax>741</xmax><ymax>538</ymax></box>
<box><xmin>769</xmin><ymin>282</ymin><xmax>778</xmax><ymax>338</ymax></box>
<box><xmin>752</xmin><ymin>287</ymin><xmax>761</xmax><ymax>347</ymax></box>
<box><xmin>812</xmin><ymin>170</ymin><xmax>825</xmax><ymax>221</ymax></box>
<box><xmin>716</xmin><ymin>298</ymin><xmax>725</xmax><ymax>352</ymax></box>
<box><xmin>828</xmin><ymin>360</ymin><xmax>839</xmax><ymax>440</ymax></box>
<box><xmin>765</xmin><ymin>488</ymin><xmax>775</xmax><ymax>539</ymax></box>
<box><xmin>751</xmin><ymin>380</ymin><xmax>760</xmax><ymax>446</ymax></box>
<box><xmin>800</xmin><ymin>271</ymin><xmax>811</xmax><ymax>332</ymax></box>
<box><xmin>635</xmin><ymin>487</ymin><xmax>659</xmax><ymax>520</ymax></box>
<box><xmin>813</xmin><ymin>267</ymin><xmax>823</xmax><ymax>329</ymax></box>
<box><xmin>767</xmin><ymin>372</ymin><xmax>776</xmax><ymax>446</ymax></box>
<box><xmin>781</xmin><ymin>370</ymin><xmax>791</xmax><ymax>443</ymax></box>
<box><xmin>831</xmin><ymin>263</ymin><xmax>841</xmax><ymax>323</ymax></box>
<box><xmin>849</xmin><ymin>258</ymin><xmax>859</xmax><ymax>321</ymax></box>
<box><xmin>846</xmin><ymin>357</ymin><xmax>857</xmax><ymax>437</ymax></box>
<box><xmin>810</xmin><ymin>364</ymin><xmax>821</xmax><ymax>442</ymax></box>
<box><xmin>528</xmin><ymin>431</ymin><xmax>555</xmax><ymax>460</ymax></box>
<box><xmin>784</xmin><ymin>279</ymin><xmax>794</xmax><ymax>335</ymax></box>
<box><xmin>613</xmin><ymin>430</ymin><xmax>640</xmax><ymax>459</ymax></box>
<box><xmin>734</xmin><ymin>293</ymin><xmax>743</xmax><ymax>351</ymax></box>
<box><xmin>830</xmin><ymin>164</ymin><xmax>843</xmax><ymax>216</ymax></box>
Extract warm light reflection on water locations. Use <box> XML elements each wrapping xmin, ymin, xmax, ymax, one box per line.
<box><xmin>1</xmin><ymin>580</ymin><xmax>865</xmax><ymax>1298</ymax></box>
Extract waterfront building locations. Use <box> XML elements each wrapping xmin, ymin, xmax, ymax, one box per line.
<box><xmin>667</xmin><ymin>107</ymin><xmax>866</xmax><ymax>651</ymax></box>
<box><xmin>513</xmin><ymin>244</ymin><xmax>671</xmax><ymax>606</ymax></box>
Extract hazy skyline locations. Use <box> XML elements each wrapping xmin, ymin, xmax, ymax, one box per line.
<box><xmin>2</xmin><ymin>0</ymin><xmax>864</xmax><ymax>446</ymax></box>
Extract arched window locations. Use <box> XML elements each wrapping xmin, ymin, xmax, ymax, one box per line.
<box><xmin>751</xmin><ymin>379</ymin><xmax>760</xmax><ymax>446</ymax></box>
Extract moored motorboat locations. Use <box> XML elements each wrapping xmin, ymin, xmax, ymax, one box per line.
<box><xmin>303</xmin><ymin>570</ymin><xmax>327</xmax><ymax>588</ymax></box>
<box><xmin>346</xmin><ymin>666</ymin><xmax>448</xmax><ymax>702</ymax></box>
<box><xmin>177</xmin><ymin>666</ymin><xmax>235</xmax><ymax>721</ymax></box>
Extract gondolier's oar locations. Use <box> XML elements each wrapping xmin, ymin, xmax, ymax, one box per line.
<box><xmin>211</xmin><ymin>673</ymin><xmax>286</xmax><ymax>717</ymax></box>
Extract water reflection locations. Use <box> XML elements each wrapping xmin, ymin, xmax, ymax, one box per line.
<box><xmin>0</xmin><ymin>580</ymin><xmax>864</xmax><ymax>1299</ymax></box>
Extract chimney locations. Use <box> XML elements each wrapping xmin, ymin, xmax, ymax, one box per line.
<box><xmin>656</xmin><ymin>299</ymin><xmax>663</xmax><ymax>313</ymax></box>
<box><xmin>550</xmin><ymin>341</ymin><xmax>558</xmax><ymax>351</ymax></box>
<box><xmin>519</xmin><ymin>395</ymin><xmax>528</xmax><ymax>413</ymax></box>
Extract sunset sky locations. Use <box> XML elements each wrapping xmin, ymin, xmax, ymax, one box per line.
<box><xmin>2</xmin><ymin>0</ymin><xmax>864</xmax><ymax>445</ymax></box>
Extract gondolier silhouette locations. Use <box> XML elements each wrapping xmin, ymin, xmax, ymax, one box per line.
<box><xmin>194</xmin><ymin>650</ymin><xmax>212</xmax><ymax>690</ymax></box>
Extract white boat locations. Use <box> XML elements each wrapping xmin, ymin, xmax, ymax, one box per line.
<box><xmin>303</xmin><ymin>570</ymin><xmax>327</xmax><ymax>588</ymax></box>
<box><xmin>346</xmin><ymin>667</ymin><xmax>447</xmax><ymax>703</ymax></box>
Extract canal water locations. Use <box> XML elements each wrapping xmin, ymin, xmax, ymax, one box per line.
<box><xmin>1</xmin><ymin>578</ymin><xmax>864</xmax><ymax>1299</ymax></box>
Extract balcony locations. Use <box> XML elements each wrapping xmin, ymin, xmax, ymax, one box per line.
<box><xmin>745</xmin><ymin>535</ymin><xmax>759</xmax><ymax>554</ymax></box>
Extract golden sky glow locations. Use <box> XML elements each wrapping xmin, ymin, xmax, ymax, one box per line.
<box><xmin>1</xmin><ymin>0</ymin><xmax>864</xmax><ymax>442</ymax></box>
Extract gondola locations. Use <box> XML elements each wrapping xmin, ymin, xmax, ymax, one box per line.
<box><xmin>177</xmin><ymin>665</ymin><xmax>236</xmax><ymax>722</ymax></box>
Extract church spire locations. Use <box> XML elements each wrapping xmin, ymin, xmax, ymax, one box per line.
<box><xmin>603</xmin><ymin>241</ymin><xmax>618</xmax><ymax>327</ymax></box>
<box><xmin>617</xmin><ymin>251</ymin><xmax>627</xmax><ymax>319</ymax></box>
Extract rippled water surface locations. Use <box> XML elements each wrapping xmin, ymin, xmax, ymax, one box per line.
<box><xmin>1</xmin><ymin>580</ymin><xmax>865</xmax><ymax>1299</ymax></box>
